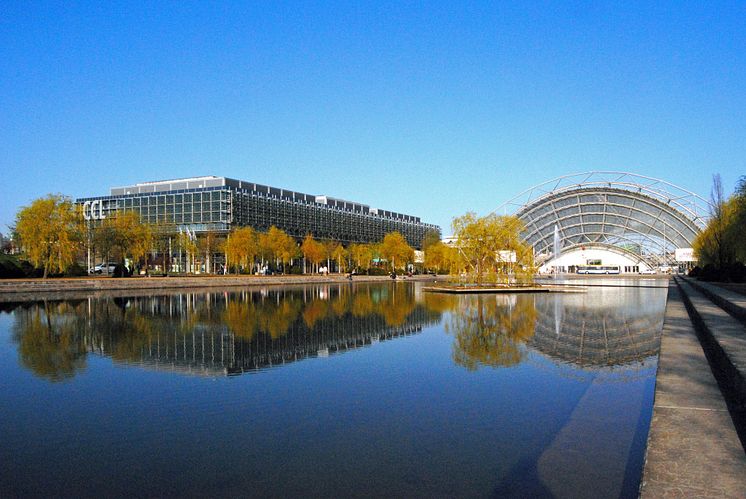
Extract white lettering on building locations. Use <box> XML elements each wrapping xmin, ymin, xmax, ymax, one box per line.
<box><xmin>83</xmin><ymin>200</ymin><xmax>107</xmax><ymax>220</ymax></box>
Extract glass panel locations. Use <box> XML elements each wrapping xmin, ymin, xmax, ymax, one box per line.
<box><xmin>552</xmin><ymin>197</ymin><xmax>577</xmax><ymax>209</ymax></box>
<box><xmin>579</xmin><ymin>194</ymin><xmax>606</xmax><ymax>205</ymax></box>
<box><xmin>557</xmin><ymin>206</ymin><xmax>580</xmax><ymax>218</ymax></box>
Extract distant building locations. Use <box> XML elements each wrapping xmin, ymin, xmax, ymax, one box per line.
<box><xmin>77</xmin><ymin>176</ymin><xmax>439</xmax><ymax>248</ymax></box>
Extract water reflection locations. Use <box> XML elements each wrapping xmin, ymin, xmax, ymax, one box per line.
<box><xmin>13</xmin><ymin>301</ymin><xmax>88</xmax><ymax>382</ymax></box>
<box><xmin>529</xmin><ymin>286</ymin><xmax>664</xmax><ymax>368</ymax></box>
<box><xmin>423</xmin><ymin>285</ymin><xmax>664</xmax><ymax>372</ymax></box>
<box><xmin>446</xmin><ymin>294</ymin><xmax>537</xmax><ymax>370</ymax></box>
<box><xmin>1</xmin><ymin>281</ymin><xmax>669</xmax><ymax>497</ymax></box>
<box><xmin>8</xmin><ymin>282</ymin><xmax>666</xmax><ymax>381</ymax></box>
<box><xmin>10</xmin><ymin>283</ymin><xmax>439</xmax><ymax>379</ymax></box>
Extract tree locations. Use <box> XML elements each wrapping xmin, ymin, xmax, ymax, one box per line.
<box><xmin>451</xmin><ymin>212</ymin><xmax>533</xmax><ymax>285</ymax></box>
<box><xmin>112</xmin><ymin>211</ymin><xmax>153</xmax><ymax>273</ymax></box>
<box><xmin>332</xmin><ymin>243</ymin><xmax>348</xmax><ymax>273</ymax></box>
<box><xmin>224</xmin><ymin>227</ymin><xmax>258</xmax><ymax>273</ymax></box>
<box><xmin>257</xmin><ymin>231</ymin><xmax>273</xmax><ymax>270</ymax></box>
<box><xmin>349</xmin><ymin>243</ymin><xmax>373</xmax><ymax>271</ymax></box>
<box><xmin>321</xmin><ymin>239</ymin><xmax>337</xmax><ymax>272</ymax></box>
<box><xmin>301</xmin><ymin>234</ymin><xmax>325</xmax><ymax>273</ymax></box>
<box><xmin>421</xmin><ymin>230</ymin><xmax>441</xmax><ymax>251</ymax></box>
<box><xmin>176</xmin><ymin>230</ymin><xmax>198</xmax><ymax>273</ymax></box>
<box><xmin>380</xmin><ymin>232</ymin><xmax>414</xmax><ymax>272</ymax></box>
<box><xmin>15</xmin><ymin>195</ymin><xmax>84</xmax><ymax>278</ymax></box>
<box><xmin>266</xmin><ymin>226</ymin><xmax>297</xmax><ymax>273</ymax></box>
<box><xmin>731</xmin><ymin>175</ymin><xmax>746</xmax><ymax>264</ymax></box>
<box><xmin>93</xmin><ymin>211</ymin><xmax>153</xmax><ymax>275</ymax></box>
<box><xmin>424</xmin><ymin>241</ymin><xmax>457</xmax><ymax>274</ymax></box>
<box><xmin>694</xmin><ymin>174</ymin><xmax>740</xmax><ymax>270</ymax></box>
<box><xmin>198</xmin><ymin>230</ymin><xmax>220</xmax><ymax>274</ymax></box>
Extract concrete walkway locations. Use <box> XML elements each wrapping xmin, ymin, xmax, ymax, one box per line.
<box><xmin>640</xmin><ymin>281</ymin><xmax>746</xmax><ymax>498</ymax></box>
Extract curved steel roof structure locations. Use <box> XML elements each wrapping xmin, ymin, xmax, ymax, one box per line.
<box><xmin>494</xmin><ymin>172</ymin><xmax>711</xmax><ymax>266</ymax></box>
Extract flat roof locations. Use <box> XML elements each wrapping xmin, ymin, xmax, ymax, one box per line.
<box><xmin>102</xmin><ymin>175</ymin><xmax>435</xmax><ymax>225</ymax></box>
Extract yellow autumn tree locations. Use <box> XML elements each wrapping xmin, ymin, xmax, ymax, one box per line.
<box><xmin>224</xmin><ymin>226</ymin><xmax>258</xmax><ymax>273</ymax></box>
<box><xmin>15</xmin><ymin>195</ymin><xmax>84</xmax><ymax>278</ymax></box>
<box><xmin>106</xmin><ymin>211</ymin><xmax>153</xmax><ymax>272</ymax></box>
<box><xmin>301</xmin><ymin>234</ymin><xmax>326</xmax><ymax>273</ymax></box>
<box><xmin>348</xmin><ymin>243</ymin><xmax>373</xmax><ymax>271</ymax></box>
<box><xmin>266</xmin><ymin>226</ymin><xmax>298</xmax><ymax>273</ymax></box>
<box><xmin>380</xmin><ymin>231</ymin><xmax>414</xmax><ymax>272</ymax></box>
<box><xmin>451</xmin><ymin>212</ymin><xmax>534</xmax><ymax>285</ymax></box>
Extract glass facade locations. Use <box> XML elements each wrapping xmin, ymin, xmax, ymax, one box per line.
<box><xmin>77</xmin><ymin>176</ymin><xmax>439</xmax><ymax>248</ymax></box>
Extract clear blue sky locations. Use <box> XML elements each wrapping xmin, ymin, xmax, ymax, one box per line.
<box><xmin>2</xmin><ymin>1</ymin><xmax>745</xmax><ymax>235</ymax></box>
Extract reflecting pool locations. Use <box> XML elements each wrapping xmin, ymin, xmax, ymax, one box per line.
<box><xmin>0</xmin><ymin>280</ymin><xmax>667</xmax><ymax>497</ymax></box>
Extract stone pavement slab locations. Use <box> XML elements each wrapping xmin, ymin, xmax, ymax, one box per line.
<box><xmin>640</xmin><ymin>282</ymin><xmax>746</xmax><ymax>498</ymax></box>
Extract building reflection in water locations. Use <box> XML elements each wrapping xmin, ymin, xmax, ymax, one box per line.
<box><xmin>423</xmin><ymin>285</ymin><xmax>664</xmax><ymax>372</ymax></box>
<box><xmin>8</xmin><ymin>282</ymin><xmax>665</xmax><ymax>381</ymax></box>
<box><xmin>530</xmin><ymin>286</ymin><xmax>664</xmax><ymax>369</ymax></box>
<box><xmin>9</xmin><ymin>283</ymin><xmax>440</xmax><ymax>380</ymax></box>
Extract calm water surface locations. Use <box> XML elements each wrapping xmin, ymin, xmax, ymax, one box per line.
<box><xmin>0</xmin><ymin>280</ymin><xmax>667</xmax><ymax>497</ymax></box>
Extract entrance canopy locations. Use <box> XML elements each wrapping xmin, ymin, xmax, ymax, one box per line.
<box><xmin>495</xmin><ymin>172</ymin><xmax>710</xmax><ymax>268</ymax></box>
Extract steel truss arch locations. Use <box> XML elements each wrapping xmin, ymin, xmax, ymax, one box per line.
<box><xmin>493</xmin><ymin>172</ymin><xmax>710</xmax><ymax>268</ymax></box>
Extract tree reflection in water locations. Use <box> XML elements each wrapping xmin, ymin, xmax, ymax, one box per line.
<box><xmin>13</xmin><ymin>301</ymin><xmax>88</xmax><ymax>382</ymax></box>
<box><xmin>10</xmin><ymin>283</ymin><xmax>439</xmax><ymax>380</ymax></box>
<box><xmin>441</xmin><ymin>294</ymin><xmax>538</xmax><ymax>370</ymax></box>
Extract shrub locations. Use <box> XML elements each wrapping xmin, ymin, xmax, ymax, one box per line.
<box><xmin>699</xmin><ymin>264</ymin><xmax>718</xmax><ymax>281</ymax></box>
<box><xmin>725</xmin><ymin>262</ymin><xmax>746</xmax><ymax>283</ymax></box>
<box><xmin>287</xmin><ymin>264</ymin><xmax>303</xmax><ymax>275</ymax></box>
<box><xmin>64</xmin><ymin>263</ymin><xmax>88</xmax><ymax>277</ymax></box>
<box><xmin>0</xmin><ymin>255</ymin><xmax>25</xmax><ymax>278</ymax></box>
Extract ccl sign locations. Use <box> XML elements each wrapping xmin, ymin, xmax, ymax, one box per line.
<box><xmin>82</xmin><ymin>200</ymin><xmax>106</xmax><ymax>220</ymax></box>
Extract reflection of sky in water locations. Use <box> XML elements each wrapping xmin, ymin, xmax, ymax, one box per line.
<box><xmin>0</xmin><ymin>281</ymin><xmax>666</xmax><ymax>497</ymax></box>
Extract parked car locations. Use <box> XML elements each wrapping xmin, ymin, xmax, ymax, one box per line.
<box><xmin>89</xmin><ymin>262</ymin><xmax>118</xmax><ymax>274</ymax></box>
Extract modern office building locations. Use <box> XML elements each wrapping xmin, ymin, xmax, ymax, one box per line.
<box><xmin>77</xmin><ymin>176</ymin><xmax>439</xmax><ymax>248</ymax></box>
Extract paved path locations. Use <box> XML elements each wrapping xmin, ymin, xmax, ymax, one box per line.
<box><xmin>640</xmin><ymin>281</ymin><xmax>746</xmax><ymax>498</ymax></box>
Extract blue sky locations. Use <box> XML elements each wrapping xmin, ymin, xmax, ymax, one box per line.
<box><xmin>1</xmin><ymin>1</ymin><xmax>744</xmax><ymax>235</ymax></box>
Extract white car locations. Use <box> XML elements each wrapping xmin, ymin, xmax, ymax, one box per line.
<box><xmin>639</xmin><ymin>269</ymin><xmax>656</xmax><ymax>275</ymax></box>
<box><xmin>89</xmin><ymin>262</ymin><xmax>118</xmax><ymax>274</ymax></box>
